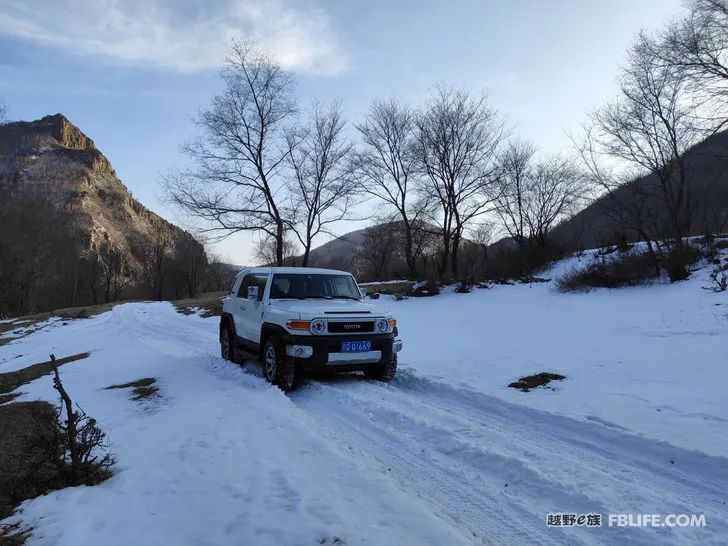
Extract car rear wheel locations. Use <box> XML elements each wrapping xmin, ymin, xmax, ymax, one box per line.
<box><xmin>365</xmin><ymin>352</ymin><xmax>397</xmax><ymax>382</ymax></box>
<box><xmin>263</xmin><ymin>336</ymin><xmax>297</xmax><ymax>391</ymax></box>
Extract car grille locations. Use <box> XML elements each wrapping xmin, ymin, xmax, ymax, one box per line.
<box><xmin>327</xmin><ymin>321</ymin><xmax>374</xmax><ymax>333</ymax></box>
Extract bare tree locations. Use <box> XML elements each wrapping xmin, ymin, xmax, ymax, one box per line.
<box><xmin>591</xmin><ymin>36</ymin><xmax>709</xmax><ymax>250</ymax></box>
<box><xmin>355</xmin><ymin>98</ymin><xmax>429</xmax><ymax>276</ymax></box>
<box><xmin>286</xmin><ymin>101</ymin><xmax>356</xmax><ymax>266</ymax></box>
<box><xmin>255</xmin><ymin>232</ymin><xmax>298</xmax><ymax>266</ymax></box>
<box><xmin>98</xmin><ymin>242</ymin><xmax>132</xmax><ymax>303</ymax></box>
<box><xmin>163</xmin><ymin>40</ymin><xmax>296</xmax><ymax>265</ymax></box>
<box><xmin>80</xmin><ymin>250</ymin><xmax>102</xmax><ymax>305</ymax></box>
<box><xmin>413</xmin><ymin>86</ymin><xmax>506</xmax><ymax>279</ymax></box>
<box><xmin>143</xmin><ymin>231</ymin><xmax>174</xmax><ymax>300</ymax></box>
<box><xmin>525</xmin><ymin>156</ymin><xmax>585</xmax><ymax>247</ymax></box>
<box><xmin>657</xmin><ymin>0</ymin><xmax>728</xmax><ymax>117</ymax></box>
<box><xmin>495</xmin><ymin>139</ymin><xmax>537</xmax><ymax>248</ymax></box>
<box><xmin>0</xmin><ymin>99</ymin><xmax>7</xmax><ymax>123</ymax></box>
<box><xmin>355</xmin><ymin>222</ymin><xmax>401</xmax><ymax>280</ymax></box>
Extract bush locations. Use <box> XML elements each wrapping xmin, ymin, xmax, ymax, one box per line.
<box><xmin>664</xmin><ymin>244</ymin><xmax>703</xmax><ymax>282</ymax></box>
<box><xmin>455</xmin><ymin>279</ymin><xmax>472</xmax><ymax>293</ymax></box>
<box><xmin>556</xmin><ymin>252</ymin><xmax>658</xmax><ymax>292</ymax></box>
<box><xmin>704</xmin><ymin>263</ymin><xmax>728</xmax><ymax>292</ymax></box>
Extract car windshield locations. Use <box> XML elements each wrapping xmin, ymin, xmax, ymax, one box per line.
<box><xmin>270</xmin><ymin>273</ymin><xmax>361</xmax><ymax>300</ymax></box>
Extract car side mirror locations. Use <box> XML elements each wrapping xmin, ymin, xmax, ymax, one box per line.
<box><xmin>247</xmin><ymin>285</ymin><xmax>259</xmax><ymax>301</ymax></box>
<box><xmin>359</xmin><ymin>288</ymin><xmax>367</xmax><ymax>298</ymax></box>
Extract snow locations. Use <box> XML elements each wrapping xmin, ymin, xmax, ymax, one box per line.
<box><xmin>1</xmin><ymin>251</ymin><xmax>727</xmax><ymax>545</ymax></box>
<box><xmin>369</xmin><ymin>251</ymin><xmax>728</xmax><ymax>458</ymax></box>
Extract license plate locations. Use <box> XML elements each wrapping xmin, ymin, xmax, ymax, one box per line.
<box><xmin>341</xmin><ymin>340</ymin><xmax>371</xmax><ymax>353</ymax></box>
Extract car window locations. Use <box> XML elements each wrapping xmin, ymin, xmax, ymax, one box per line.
<box><xmin>270</xmin><ymin>274</ymin><xmax>360</xmax><ymax>299</ymax></box>
<box><xmin>237</xmin><ymin>274</ymin><xmax>268</xmax><ymax>300</ymax></box>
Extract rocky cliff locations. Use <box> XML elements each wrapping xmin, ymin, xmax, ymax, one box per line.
<box><xmin>0</xmin><ymin>114</ymin><xmax>197</xmax><ymax>274</ymax></box>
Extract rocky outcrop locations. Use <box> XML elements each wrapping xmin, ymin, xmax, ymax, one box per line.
<box><xmin>0</xmin><ymin>113</ymin><xmax>198</xmax><ymax>275</ymax></box>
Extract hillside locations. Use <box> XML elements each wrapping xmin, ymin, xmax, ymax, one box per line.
<box><xmin>551</xmin><ymin>128</ymin><xmax>728</xmax><ymax>249</ymax></box>
<box><xmin>0</xmin><ymin>114</ymin><xmax>203</xmax><ymax>315</ymax></box>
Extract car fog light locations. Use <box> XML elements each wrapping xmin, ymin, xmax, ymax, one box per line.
<box><xmin>286</xmin><ymin>345</ymin><xmax>313</xmax><ymax>358</ymax></box>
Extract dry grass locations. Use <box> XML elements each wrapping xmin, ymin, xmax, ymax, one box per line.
<box><xmin>105</xmin><ymin>377</ymin><xmax>159</xmax><ymax>401</ymax></box>
<box><xmin>173</xmin><ymin>291</ymin><xmax>226</xmax><ymax>318</ymax></box>
<box><xmin>0</xmin><ymin>353</ymin><xmax>90</xmax><ymax>395</ymax></box>
<box><xmin>0</xmin><ymin>401</ymin><xmax>61</xmax><ymax>545</ymax></box>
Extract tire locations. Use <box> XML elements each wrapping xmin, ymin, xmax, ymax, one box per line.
<box><xmin>221</xmin><ymin>324</ymin><xmax>237</xmax><ymax>362</ymax></box>
<box><xmin>365</xmin><ymin>352</ymin><xmax>397</xmax><ymax>382</ymax></box>
<box><xmin>262</xmin><ymin>336</ymin><xmax>297</xmax><ymax>391</ymax></box>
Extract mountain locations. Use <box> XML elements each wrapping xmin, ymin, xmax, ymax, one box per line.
<box><xmin>550</xmin><ymin>129</ymin><xmax>728</xmax><ymax>249</ymax></box>
<box><xmin>305</xmin><ymin>226</ymin><xmax>372</xmax><ymax>270</ymax></box>
<box><xmin>0</xmin><ymin>114</ymin><xmax>202</xmax><ymax>315</ymax></box>
<box><xmin>0</xmin><ymin>114</ymin><xmax>195</xmax><ymax>268</ymax></box>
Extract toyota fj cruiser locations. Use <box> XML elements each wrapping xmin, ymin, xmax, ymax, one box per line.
<box><xmin>219</xmin><ymin>267</ymin><xmax>402</xmax><ymax>391</ymax></box>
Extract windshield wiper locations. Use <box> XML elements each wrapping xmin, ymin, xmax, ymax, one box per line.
<box><xmin>331</xmin><ymin>295</ymin><xmax>361</xmax><ymax>300</ymax></box>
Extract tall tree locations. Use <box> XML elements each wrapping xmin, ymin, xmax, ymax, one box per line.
<box><xmin>580</xmin><ymin>34</ymin><xmax>713</xmax><ymax>279</ymax></box>
<box><xmin>495</xmin><ymin>139</ymin><xmax>537</xmax><ymax>248</ymax></box>
<box><xmin>163</xmin><ymin>40</ymin><xmax>296</xmax><ymax>265</ymax></box>
<box><xmin>657</xmin><ymin>0</ymin><xmax>728</xmax><ymax>117</ymax></box>
<box><xmin>286</xmin><ymin>101</ymin><xmax>356</xmax><ymax>266</ymax></box>
<box><xmin>413</xmin><ymin>86</ymin><xmax>506</xmax><ymax>279</ymax></box>
<box><xmin>355</xmin><ymin>98</ymin><xmax>428</xmax><ymax>276</ymax></box>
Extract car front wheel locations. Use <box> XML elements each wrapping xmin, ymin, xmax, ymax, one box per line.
<box><xmin>221</xmin><ymin>325</ymin><xmax>236</xmax><ymax>362</ymax></box>
<box><xmin>263</xmin><ymin>336</ymin><xmax>297</xmax><ymax>391</ymax></box>
<box><xmin>365</xmin><ymin>352</ymin><xmax>397</xmax><ymax>382</ymax></box>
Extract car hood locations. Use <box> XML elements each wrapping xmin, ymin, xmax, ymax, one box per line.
<box><xmin>266</xmin><ymin>299</ymin><xmax>388</xmax><ymax>319</ymax></box>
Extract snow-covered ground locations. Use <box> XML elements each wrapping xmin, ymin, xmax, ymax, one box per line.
<box><xmin>1</xmin><ymin>253</ymin><xmax>727</xmax><ymax>545</ymax></box>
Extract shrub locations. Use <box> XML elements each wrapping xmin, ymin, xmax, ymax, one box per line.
<box><xmin>664</xmin><ymin>244</ymin><xmax>703</xmax><ymax>282</ymax></box>
<box><xmin>704</xmin><ymin>263</ymin><xmax>728</xmax><ymax>292</ymax></box>
<box><xmin>556</xmin><ymin>251</ymin><xmax>658</xmax><ymax>292</ymax></box>
<box><xmin>455</xmin><ymin>279</ymin><xmax>472</xmax><ymax>293</ymax></box>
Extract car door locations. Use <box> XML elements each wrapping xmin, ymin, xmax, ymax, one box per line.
<box><xmin>234</xmin><ymin>273</ymin><xmax>269</xmax><ymax>347</ymax></box>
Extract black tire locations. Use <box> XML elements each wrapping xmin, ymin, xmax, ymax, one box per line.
<box><xmin>221</xmin><ymin>324</ymin><xmax>237</xmax><ymax>362</ymax></box>
<box><xmin>365</xmin><ymin>352</ymin><xmax>397</xmax><ymax>382</ymax></box>
<box><xmin>262</xmin><ymin>336</ymin><xmax>297</xmax><ymax>391</ymax></box>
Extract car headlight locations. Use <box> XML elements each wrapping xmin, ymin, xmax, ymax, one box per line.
<box><xmin>376</xmin><ymin>318</ymin><xmax>390</xmax><ymax>333</ymax></box>
<box><xmin>310</xmin><ymin>319</ymin><xmax>326</xmax><ymax>335</ymax></box>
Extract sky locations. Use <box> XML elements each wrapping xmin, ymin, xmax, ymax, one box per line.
<box><xmin>0</xmin><ymin>0</ymin><xmax>685</xmax><ymax>265</ymax></box>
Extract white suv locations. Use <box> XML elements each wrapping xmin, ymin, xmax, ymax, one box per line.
<box><xmin>220</xmin><ymin>267</ymin><xmax>402</xmax><ymax>391</ymax></box>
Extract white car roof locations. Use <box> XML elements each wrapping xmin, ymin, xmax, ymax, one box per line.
<box><xmin>239</xmin><ymin>267</ymin><xmax>354</xmax><ymax>276</ymax></box>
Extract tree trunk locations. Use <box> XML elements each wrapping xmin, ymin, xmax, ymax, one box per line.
<box><xmin>275</xmin><ymin>221</ymin><xmax>284</xmax><ymax>266</ymax></box>
<box><xmin>403</xmin><ymin>219</ymin><xmax>416</xmax><ymax>277</ymax></box>
<box><xmin>451</xmin><ymin>235</ymin><xmax>460</xmax><ymax>280</ymax></box>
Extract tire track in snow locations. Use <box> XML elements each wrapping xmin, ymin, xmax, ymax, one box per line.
<box><xmin>107</xmin><ymin>304</ymin><xmax>728</xmax><ymax>544</ymax></box>
<box><xmin>291</xmin><ymin>373</ymin><xmax>728</xmax><ymax>545</ymax></box>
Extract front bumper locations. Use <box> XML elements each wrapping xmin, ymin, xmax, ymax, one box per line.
<box><xmin>283</xmin><ymin>332</ymin><xmax>401</xmax><ymax>371</ymax></box>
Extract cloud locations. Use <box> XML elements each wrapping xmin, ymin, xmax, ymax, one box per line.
<box><xmin>0</xmin><ymin>0</ymin><xmax>348</xmax><ymax>75</ymax></box>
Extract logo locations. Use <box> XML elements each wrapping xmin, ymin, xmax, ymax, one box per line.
<box><xmin>342</xmin><ymin>323</ymin><xmax>361</xmax><ymax>330</ymax></box>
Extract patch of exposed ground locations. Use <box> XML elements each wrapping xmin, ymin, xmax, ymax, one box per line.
<box><xmin>173</xmin><ymin>292</ymin><xmax>225</xmax><ymax>318</ymax></box>
<box><xmin>508</xmin><ymin>372</ymin><xmax>566</xmax><ymax>392</ymax></box>
<box><xmin>106</xmin><ymin>377</ymin><xmax>159</xmax><ymax>400</ymax></box>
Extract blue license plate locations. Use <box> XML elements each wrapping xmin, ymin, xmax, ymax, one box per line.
<box><xmin>341</xmin><ymin>340</ymin><xmax>372</xmax><ymax>353</ymax></box>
